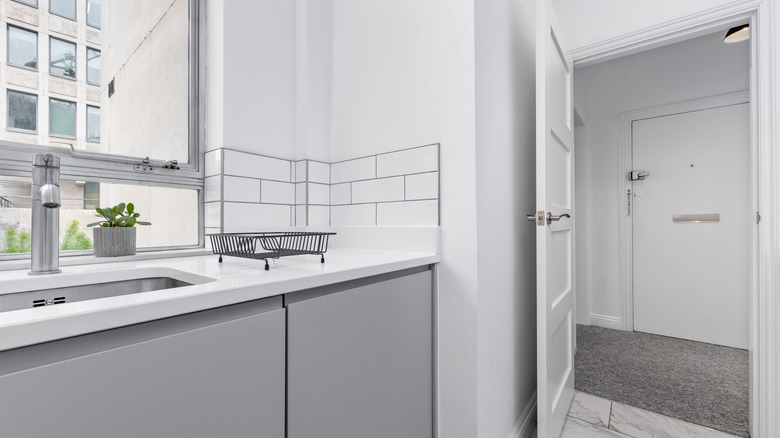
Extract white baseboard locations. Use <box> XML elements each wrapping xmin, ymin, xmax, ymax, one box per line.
<box><xmin>507</xmin><ymin>391</ymin><xmax>537</xmax><ymax>438</ymax></box>
<box><xmin>589</xmin><ymin>313</ymin><xmax>624</xmax><ymax>330</ymax></box>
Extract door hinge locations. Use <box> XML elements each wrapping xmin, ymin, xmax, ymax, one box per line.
<box><xmin>757</xmin><ymin>211</ymin><xmax>761</xmax><ymax>224</ymax></box>
<box><xmin>627</xmin><ymin>189</ymin><xmax>631</xmax><ymax>217</ymax></box>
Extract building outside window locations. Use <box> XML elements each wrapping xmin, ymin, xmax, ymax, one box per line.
<box><xmin>7</xmin><ymin>91</ymin><xmax>37</xmax><ymax>132</ymax></box>
<box><xmin>86</xmin><ymin>105</ymin><xmax>100</xmax><ymax>141</ymax></box>
<box><xmin>49</xmin><ymin>98</ymin><xmax>76</xmax><ymax>137</ymax></box>
<box><xmin>0</xmin><ymin>0</ymin><xmax>200</xmax><ymax>256</ymax></box>
<box><xmin>50</xmin><ymin>37</ymin><xmax>76</xmax><ymax>79</ymax></box>
<box><xmin>49</xmin><ymin>0</ymin><xmax>75</xmax><ymax>20</ymax></box>
<box><xmin>12</xmin><ymin>0</ymin><xmax>36</xmax><ymax>7</ymax></box>
<box><xmin>86</xmin><ymin>47</ymin><xmax>100</xmax><ymax>85</ymax></box>
<box><xmin>7</xmin><ymin>26</ymin><xmax>37</xmax><ymax>70</ymax></box>
<box><xmin>86</xmin><ymin>0</ymin><xmax>100</xmax><ymax>28</ymax></box>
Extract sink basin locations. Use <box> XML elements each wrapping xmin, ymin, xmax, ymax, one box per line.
<box><xmin>0</xmin><ymin>267</ymin><xmax>216</xmax><ymax>313</ymax></box>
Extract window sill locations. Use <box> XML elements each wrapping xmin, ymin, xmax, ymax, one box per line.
<box><xmin>0</xmin><ymin>248</ymin><xmax>212</xmax><ymax>272</ymax></box>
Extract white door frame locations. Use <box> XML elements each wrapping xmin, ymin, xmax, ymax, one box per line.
<box><xmin>571</xmin><ymin>1</ymin><xmax>776</xmax><ymax>437</ymax></box>
<box><xmin>618</xmin><ymin>91</ymin><xmax>751</xmax><ymax>333</ymax></box>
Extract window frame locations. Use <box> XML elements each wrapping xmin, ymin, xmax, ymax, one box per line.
<box><xmin>0</xmin><ymin>0</ymin><xmax>206</xmax><ymax>258</ymax></box>
<box><xmin>86</xmin><ymin>46</ymin><xmax>100</xmax><ymax>85</ymax></box>
<box><xmin>6</xmin><ymin>90</ymin><xmax>38</xmax><ymax>134</ymax></box>
<box><xmin>7</xmin><ymin>25</ymin><xmax>38</xmax><ymax>72</ymax></box>
<box><xmin>49</xmin><ymin>0</ymin><xmax>76</xmax><ymax>21</ymax></box>
<box><xmin>86</xmin><ymin>0</ymin><xmax>101</xmax><ymax>29</ymax></box>
<box><xmin>86</xmin><ymin>105</ymin><xmax>100</xmax><ymax>142</ymax></box>
<box><xmin>49</xmin><ymin>35</ymin><xmax>77</xmax><ymax>80</ymax></box>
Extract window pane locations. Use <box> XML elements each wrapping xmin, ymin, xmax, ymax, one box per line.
<box><xmin>0</xmin><ymin>177</ymin><xmax>199</xmax><ymax>254</ymax></box>
<box><xmin>13</xmin><ymin>0</ymin><xmax>38</xmax><ymax>7</ymax></box>
<box><xmin>50</xmin><ymin>0</ymin><xmax>75</xmax><ymax>20</ymax></box>
<box><xmin>87</xmin><ymin>106</ymin><xmax>100</xmax><ymax>142</ymax></box>
<box><xmin>50</xmin><ymin>98</ymin><xmax>76</xmax><ymax>137</ymax></box>
<box><xmin>50</xmin><ymin>37</ymin><xmax>76</xmax><ymax>79</ymax></box>
<box><xmin>87</xmin><ymin>48</ymin><xmax>100</xmax><ymax>85</ymax></box>
<box><xmin>87</xmin><ymin>0</ymin><xmax>101</xmax><ymax>28</ymax></box>
<box><xmin>8</xmin><ymin>26</ymin><xmax>37</xmax><ymax>70</ymax></box>
<box><xmin>7</xmin><ymin>91</ymin><xmax>37</xmax><ymax>132</ymax></box>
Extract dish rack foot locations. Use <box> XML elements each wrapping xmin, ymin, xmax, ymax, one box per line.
<box><xmin>265</xmin><ymin>259</ymin><xmax>270</xmax><ymax>271</ymax></box>
<box><xmin>218</xmin><ymin>255</ymin><xmax>223</xmax><ymax>263</ymax></box>
<box><xmin>321</xmin><ymin>255</ymin><xmax>325</xmax><ymax>263</ymax></box>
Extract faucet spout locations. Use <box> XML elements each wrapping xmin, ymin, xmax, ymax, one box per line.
<box><xmin>30</xmin><ymin>153</ymin><xmax>62</xmax><ymax>275</ymax></box>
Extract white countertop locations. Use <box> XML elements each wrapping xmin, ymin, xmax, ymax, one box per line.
<box><xmin>0</xmin><ymin>248</ymin><xmax>439</xmax><ymax>352</ymax></box>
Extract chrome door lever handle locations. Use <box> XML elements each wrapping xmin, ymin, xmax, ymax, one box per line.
<box><xmin>546</xmin><ymin>212</ymin><xmax>571</xmax><ymax>225</ymax></box>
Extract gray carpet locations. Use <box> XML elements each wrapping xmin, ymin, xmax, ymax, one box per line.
<box><xmin>575</xmin><ymin>324</ymin><xmax>749</xmax><ymax>437</ymax></box>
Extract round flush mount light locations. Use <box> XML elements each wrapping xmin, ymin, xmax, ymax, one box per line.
<box><xmin>724</xmin><ymin>24</ymin><xmax>750</xmax><ymax>43</ymax></box>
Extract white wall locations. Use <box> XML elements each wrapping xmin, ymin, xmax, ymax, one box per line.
<box><xmin>552</xmin><ymin>0</ymin><xmax>738</xmax><ymax>52</ymax></box>
<box><xmin>328</xmin><ymin>1</ymin><xmax>479</xmax><ymax>435</ymax></box>
<box><xmin>574</xmin><ymin>30</ymin><xmax>749</xmax><ymax>325</ymax></box>
<box><xmin>474</xmin><ymin>0</ymin><xmax>537</xmax><ymax>437</ymax></box>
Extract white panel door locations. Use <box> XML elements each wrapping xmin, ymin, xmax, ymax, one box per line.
<box><xmin>632</xmin><ymin>103</ymin><xmax>749</xmax><ymax>349</ymax></box>
<box><xmin>536</xmin><ymin>0</ymin><xmax>575</xmax><ymax>436</ymax></box>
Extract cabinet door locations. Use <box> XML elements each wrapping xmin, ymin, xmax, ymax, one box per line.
<box><xmin>287</xmin><ymin>270</ymin><xmax>433</xmax><ymax>438</ymax></box>
<box><xmin>0</xmin><ymin>297</ymin><xmax>285</xmax><ymax>438</ymax></box>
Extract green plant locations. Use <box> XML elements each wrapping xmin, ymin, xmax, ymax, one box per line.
<box><xmin>3</xmin><ymin>228</ymin><xmax>31</xmax><ymax>253</ymax></box>
<box><xmin>87</xmin><ymin>203</ymin><xmax>151</xmax><ymax>228</ymax></box>
<box><xmin>60</xmin><ymin>220</ymin><xmax>93</xmax><ymax>250</ymax></box>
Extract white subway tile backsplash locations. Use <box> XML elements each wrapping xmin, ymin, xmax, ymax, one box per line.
<box><xmin>296</xmin><ymin>183</ymin><xmax>307</xmax><ymax>205</ymax></box>
<box><xmin>377</xmin><ymin>145</ymin><xmax>438</xmax><ymax>178</ymax></box>
<box><xmin>261</xmin><ymin>180</ymin><xmax>296</xmax><ymax>205</ymax></box>
<box><xmin>308</xmin><ymin>161</ymin><xmax>330</xmax><ymax>184</ymax></box>
<box><xmin>377</xmin><ymin>200</ymin><xmax>438</xmax><ymax>226</ymax></box>
<box><xmin>204</xmin><ymin>176</ymin><xmax>222</xmax><ymax>203</ymax></box>
<box><xmin>223</xmin><ymin>176</ymin><xmax>260</xmax><ymax>203</ymax></box>
<box><xmin>405</xmin><ymin>172</ymin><xmax>439</xmax><ymax>200</ymax></box>
<box><xmin>351</xmin><ymin>177</ymin><xmax>404</xmax><ymax>204</ymax></box>
<box><xmin>223</xmin><ymin>202</ymin><xmax>291</xmax><ymax>231</ymax></box>
<box><xmin>295</xmin><ymin>205</ymin><xmax>307</xmax><ymax>226</ymax></box>
<box><xmin>295</xmin><ymin>161</ymin><xmax>307</xmax><ymax>183</ymax></box>
<box><xmin>331</xmin><ymin>204</ymin><xmax>376</xmax><ymax>226</ymax></box>
<box><xmin>224</xmin><ymin>150</ymin><xmax>291</xmax><ymax>182</ymax></box>
<box><xmin>205</xmin><ymin>149</ymin><xmax>222</xmax><ymax>177</ymax></box>
<box><xmin>330</xmin><ymin>183</ymin><xmax>351</xmax><ymax>205</ymax></box>
<box><xmin>204</xmin><ymin>202</ymin><xmax>221</xmax><ymax>228</ymax></box>
<box><xmin>331</xmin><ymin>157</ymin><xmax>376</xmax><ymax>184</ymax></box>
<box><xmin>308</xmin><ymin>183</ymin><xmax>330</xmax><ymax>205</ymax></box>
<box><xmin>309</xmin><ymin>206</ymin><xmax>330</xmax><ymax>226</ymax></box>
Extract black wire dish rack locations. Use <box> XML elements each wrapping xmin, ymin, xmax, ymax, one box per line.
<box><xmin>207</xmin><ymin>232</ymin><xmax>336</xmax><ymax>270</ymax></box>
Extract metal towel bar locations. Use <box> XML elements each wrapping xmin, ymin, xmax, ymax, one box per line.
<box><xmin>672</xmin><ymin>213</ymin><xmax>720</xmax><ymax>223</ymax></box>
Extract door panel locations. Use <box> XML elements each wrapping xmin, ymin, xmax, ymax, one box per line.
<box><xmin>632</xmin><ymin>103</ymin><xmax>749</xmax><ymax>349</ymax></box>
<box><xmin>536</xmin><ymin>0</ymin><xmax>575</xmax><ymax>436</ymax></box>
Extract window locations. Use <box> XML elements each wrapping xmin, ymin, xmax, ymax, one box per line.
<box><xmin>86</xmin><ymin>0</ymin><xmax>101</xmax><ymax>28</ymax></box>
<box><xmin>7</xmin><ymin>26</ymin><xmax>37</xmax><ymax>70</ymax></box>
<box><xmin>50</xmin><ymin>37</ymin><xmax>76</xmax><ymax>79</ymax></box>
<box><xmin>12</xmin><ymin>0</ymin><xmax>37</xmax><ymax>8</ymax></box>
<box><xmin>49</xmin><ymin>0</ymin><xmax>76</xmax><ymax>20</ymax></box>
<box><xmin>7</xmin><ymin>91</ymin><xmax>37</xmax><ymax>132</ymax></box>
<box><xmin>50</xmin><ymin>98</ymin><xmax>76</xmax><ymax>138</ymax></box>
<box><xmin>86</xmin><ymin>48</ymin><xmax>100</xmax><ymax>85</ymax></box>
<box><xmin>0</xmin><ymin>0</ymin><xmax>202</xmax><ymax>256</ymax></box>
<box><xmin>86</xmin><ymin>105</ymin><xmax>100</xmax><ymax>142</ymax></box>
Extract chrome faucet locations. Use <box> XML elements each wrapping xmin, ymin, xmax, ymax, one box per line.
<box><xmin>30</xmin><ymin>153</ymin><xmax>62</xmax><ymax>275</ymax></box>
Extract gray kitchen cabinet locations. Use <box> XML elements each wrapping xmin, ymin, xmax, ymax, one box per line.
<box><xmin>0</xmin><ymin>296</ymin><xmax>285</xmax><ymax>438</ymax></box>
<box><xmin>286</xmin><ymin>268</ymin><xmax>434</xmax><ymax>438</ymax></box>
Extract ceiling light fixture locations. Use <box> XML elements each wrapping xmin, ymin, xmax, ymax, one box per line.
<box><xmin>724</xmin><ymin>24</ymin><xmax>750</xmax><ymax>43</ymax></box>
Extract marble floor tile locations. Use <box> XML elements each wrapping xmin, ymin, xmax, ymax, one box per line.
<box><xmin>568</xmin><ymin>391</ymin><xmax>612</xmax><ymax>428</ymax></box>
<box><xmin>609</xmin><ymin>402</ymin><xmax>742</xmax><ymax>438</ymax></box>
<box><xmin>561</xmin><ymin>416</ymin><xmax>633</xmax><ymax>438</ymax></box>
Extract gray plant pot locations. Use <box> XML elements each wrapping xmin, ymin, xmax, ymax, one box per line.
<box><xmin>93</xmin><ymin>227</ymin><xmax>137</xmax><ymax>257</ymax></box>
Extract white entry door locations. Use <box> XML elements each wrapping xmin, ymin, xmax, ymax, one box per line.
<box><xmin>632</xmin><ymin>103</ymin><xmax>749</xmax><ymax>349</ymax></box>
<box><xmin>536</xmin><ymin>0</ymin><xmax>575</xmax><ymax>436</ymax></box>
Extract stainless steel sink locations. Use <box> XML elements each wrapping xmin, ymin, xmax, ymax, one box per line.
<box><xmin>0</xmin><ymin>268</ymin><xmax>216</xmax><ymax>313</ymax></box>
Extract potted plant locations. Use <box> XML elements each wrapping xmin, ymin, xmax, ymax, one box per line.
<box><xmin>88</xmin><ymin>203</ymin><xmax>151</xmax><ymax>257</ymax></box>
